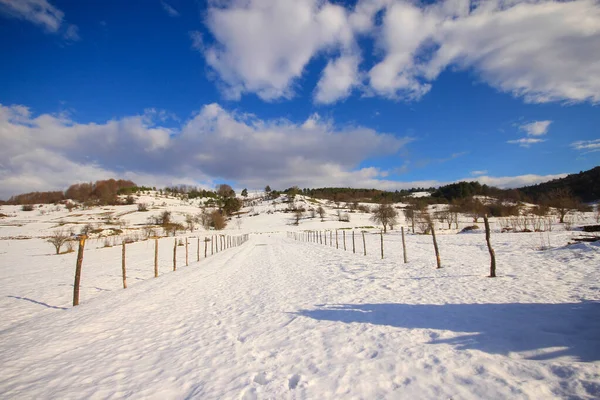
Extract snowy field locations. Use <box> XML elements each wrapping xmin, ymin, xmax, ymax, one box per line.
<box><xmin>1</xmin><ymin>196</ymin><xmax>599</xmax><ymax>399</ymax></box>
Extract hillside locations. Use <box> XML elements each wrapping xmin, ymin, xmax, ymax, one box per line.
<box><xmin>0</xmin><ymin>190</ymin><xmax>599</xmax><ymax>399</ymax></box>
<box><xmin>518</xmin><ymin>167</ymin><xmax>600</xmax><ymax>203</ymax></box>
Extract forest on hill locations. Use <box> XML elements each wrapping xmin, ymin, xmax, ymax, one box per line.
<box><xmin>2</xmin><ymin>167</ymin><xmax>599</xmax><ymax>206</ymax></box>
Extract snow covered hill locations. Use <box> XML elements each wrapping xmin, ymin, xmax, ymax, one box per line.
<box><xmin>0</xmin><ymin>193</ymin><xmax>599</xmax><ymax>399</ymax></box>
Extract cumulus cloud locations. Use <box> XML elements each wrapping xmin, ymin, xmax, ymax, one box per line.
<box><xmin>471</xmin><ymin>170</ymin><xmax>488</xmax><ymax>176</ymax></box>
<box><xmin>314</xmin><ymin>54</ymin><xmax>361</xmax><ymax>104</ymax></box>
<box><xmin>0</xmin><ymin>0</ymin><xmax>79</xmax><ymax>39</ymax></box>
<box><xmin>198</xmin><ymin>0</ymin><xmax>360</xmax><ymax>101</ymax></box>
<box><xmin>520</xmin><ymin>120</ymin><xmax>552</xmax><ymax>136</ymax></box>
<box><xmin>197</xmin><ymin>0</ymin><xmax>600</xmax><ymax>104</ymax></box>
<box><xmin>0</xmin><ymin>103</ymin><xmax>412</xmax><ymax>198</ymax></box>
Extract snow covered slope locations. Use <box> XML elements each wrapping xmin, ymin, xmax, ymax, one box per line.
<box><xmin>0</xmin><ymin>194</ymin><xmax>599</xmax><ymax>399</ymax></box>
<box><xmin>0</xmin><ymin>232</ymin><xmax>599</xmax><ymax>398</ymax></box>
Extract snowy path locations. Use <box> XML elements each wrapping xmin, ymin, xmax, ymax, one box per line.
<box><xmin>1</xmin><ymin>233</ymin><xmax>599</xmax><ymax>399</ymax></box>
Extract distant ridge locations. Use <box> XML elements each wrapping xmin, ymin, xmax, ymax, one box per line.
<box><xmin>517</xmin><ymin>166</ymin><xmax>600</xmax><ymax>203</ymax></box>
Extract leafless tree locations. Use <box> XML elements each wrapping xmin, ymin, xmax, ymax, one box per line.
<box><xmin>216</xmin><ymin>183</ymin><xmax>235</xmax><ymax>199</ymax></box>
<box><xmin>211</xmin><ymin>210</ymin><xmax>227</xmax><ymax>230</ymax></box>
<box><xmin>293</xmin><ymin>209</ymin><xmax>304</xmax><ymax>225</ymax></box>
<box><xmin>371</xmin><ymin>202</ymin><xmax>398</xmax><ymax>233</ymax></box>
<box><xmin>417</xmin><ymin>210</ymin><xmax>432</xmax><ymax>234</ymax></box>
<box><xmin>47</xmin><ymin>229</ymin><xmax>73</xmax><ymax>254</ymax></box>
<box><xmin>548</xmin><ymin>188</ymin><xmax>580</xmax><ymax>223</ymax></box>
<box><xmin>403</xmin><ymin>207</ymin><xmax>416</xmax><ymax>233</ymax></box>
<box><xmin>317</xmin><ymin>206</ymin><xmax>326</xmax><ymax>221</ymax></box>
<box><xmin>198</xmin><ymin>208</ymin><xmax>212</xmax><ymax>229</ymax></box>
<box><xmin>185</xmin><ymin>213</ymin><xmax>196</xmax><ymax>231</ymax></box>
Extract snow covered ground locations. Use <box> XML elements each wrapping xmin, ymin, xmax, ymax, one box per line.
<box><xmin>1</xmin><ymin>195</ymin><xmax>599</xmax><ymax>399</ymax></box>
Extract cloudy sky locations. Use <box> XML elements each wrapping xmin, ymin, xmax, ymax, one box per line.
<box><xmin>1</xmin><ymin>0</ymin><xmax>599</xmax><ymax>199</ymax></box>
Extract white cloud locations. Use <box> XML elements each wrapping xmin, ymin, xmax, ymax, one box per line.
<box><xmin>571</xmin><ymin>139</ymin><xmax>600</xmax><ymax>153</ymax></box>
<box><xmin>161</xmin><ymin>1</ymin><xmax>180</xmax><ymax>17</ymax></box>
<box><xmin>394</xmin><ymin>0</ymin><xmax>600</xmax><ymax>103</ymax></box>
<box><xmin>470</xmin><ymin>173</ymin><xmax>567</xmax><ymax>189</ymax></box>
<box><xmin>198</xmin><ymin>0</ymin><xmax>359</xmax><ymax>101</ymax></box>
<box><xmin>471</xmin><ymin>170</ymin><xmax>488</xmax><ymax>176</ymax></box>
<box><xmin>0</xmin><ymin>103</ymin><xmax>411</xmax><ymax>199</ymax></box>
<box><xmin>0</xmin><ymin>0</ymin><xmax>79</xmax><ymax>39</ymax></box>
<box><xmin>520</xmin><ymin>120</ymin><xmax>552</xmax><ymax>136</ymax></box>
<box><xmin>314</xmin><ymin>54</ymin><xmax>361</xmax><ymax>104</ymax></box>
<box><xmin>507</xmin><ymin>138</ymin><xmax>545</xmax><ymax>147</ymax></box>
<box><xmin>197</xmin><ymin>0</ymin><xmax>600</xmax><ymax>104</ymax></box>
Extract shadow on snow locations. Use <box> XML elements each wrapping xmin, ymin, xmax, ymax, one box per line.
<box><xmin>294</xmin><ymin>301</ymin><xmax>600</xmax><ymax>362</ymax></box>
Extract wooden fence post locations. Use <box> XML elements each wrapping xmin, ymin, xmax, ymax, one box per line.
<box><xmin>122</xmin><ymin>241</ymin><xmax>127</xmax><ymax>289</ymax></box>
<box><xmin>204</xmin><ymin>238</ymin><xmax>208</xmax><ymax>258</ymax></box>
<box><xmin>336</xmin><ymin>230</ymin><xmax>339</xmax><ymax>249</ymax></box>
<box><xmin>330</xmin><ymin>231</ymin><xmax>332</xmax><ymax>246</ymax></box>
<box><xmin>484</xmin><ymin>214</ymin><xmax>496</xmax><ymax>277</ymax></box>
<box><xmin>211</xmin><ymin>236</ymin><xmax>214</xmax><ymax>255</ymax></box>
<box><xmin>154</xmin><ymin>238</ymin><xmax>159</xmax><ymax>277</ymax></box>
<box><xmin>173</xmin><ymin>238</ymin><xmax>177</xmax><ymax>271</ymax></box>
<box><xmin>362</xmin><ymin>231</ymin><xmax>366</xmax><ymax>256</ymax></box>
<box><xmin>380</xmin><ymin>231</ymin><xmax>384</xmax><ymax>259</ymax></box>
<box><xmin>73</xmin><ymin>235</ymin><xmax>87</xmax><ymax>306</ymax></box>
<box><xmin>402</xmin><ymin>227</ymin><xmax>407</xmax><ymax>263</ymax></box>
<box><xmin>431</xmin><ymin>223</ymin><xmax>441</xmax><ymax>269</ymax></box>
<box><xmin>185</xmin><ymin>238</ymin><xmax>189</xmax><ymax>266</ymax></box>
<box><xmin>324</xmin><ymin>231</ymin><xmax>327</xmax><ymax>246</ymax></box>
<box><xmin>197</xmin><ymin>237</ymin><xmax>200</xmax><ymax>262</ymax></box>
<box><xmin>343</xmin><ymin>230</ymin><xmax>346</xmax><ymax>251</ymax></box>
<box><xmin>352</xmin><ymin>230</ymin><xmax>355</xmax><ymax>254</ymax></box>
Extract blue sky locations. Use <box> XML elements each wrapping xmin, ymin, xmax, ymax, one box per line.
<box><xmin>0</xmin><ymin>0</ymin><xmax>599</xmax><ymax>198</ymax></box>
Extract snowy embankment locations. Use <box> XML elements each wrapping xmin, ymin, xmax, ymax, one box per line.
<box><xmin>1</xmin><ymin>229</ymin><xmax>599</xmax><ymax>399</ymax></box>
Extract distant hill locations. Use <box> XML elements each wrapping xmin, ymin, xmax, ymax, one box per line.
<box><xmin>517</xmin><ymin>167</ymin><xmax>600</xmax><ymax>203</ymax></box>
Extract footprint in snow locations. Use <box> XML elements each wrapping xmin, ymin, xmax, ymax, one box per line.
<box><xmin>253</xmin><ymin>372</ymin><xmax>268</xmax><ymax>385</ymax></box>
<box><xmin>288</xmin><ymin>374</ymin><xmax>301</xmax><ymax>390</ymax></box>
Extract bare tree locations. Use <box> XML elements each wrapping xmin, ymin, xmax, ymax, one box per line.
<box><xmin>466</xmin><ymin>198</ymin><xmax>486</xmax><ymax>223</ymax></box>
<box><xmin>211</xmin><ymin>210</ymin><xmax>227</xmax><ymax>230</ymax></box>
<box><xmin>371</xmin><ymin>202</ymin><xmax>398</xmax><ymax>233</ymax></box>
<box><xmin>416</xmin><ymin>210</ymin><xmax>432</xmax><ymax>234</ymax></box>
<box><xmin>293</xmin><ymin>209</ymin><xmax>304</xmax><ymax>225</ymax></box>
<box><xmin>216</xmin><ymin>183</ymin><xmax>235</xmax><ymax>199</ymax></box>
<box><xmin>185</xmin><ymin>213</ymin><xmax>196</xmax><ymax>231</ymax></box>
<box><xmin>317</xmin><ymin>206</ymin><xmax>326</xmax><ymax>221</ymax></box>
<box><xmin>403</xmin><ymin>207</ymin><xmax>416</xmax><ymax>233</ymax></box>
<box><xmin>47</xmin><ymin>229</ymin><xmax>73</xmax><ymax>254</ymax></box>
<box><xmin>198</xmin><ymin>208</ymin><xmax>212</xmax><ymax>229</ymax></box>
<box><xmin>548</xmin><ymin>188</ymin><xmax>580</xmax><ymax>223</ymax></box>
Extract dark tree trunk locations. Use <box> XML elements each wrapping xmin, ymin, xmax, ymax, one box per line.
<box><xmin>484</xmin><ymin>214</ymin><xmax>496</xmax><ymax>277</ymax></box>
